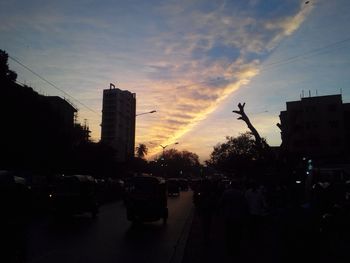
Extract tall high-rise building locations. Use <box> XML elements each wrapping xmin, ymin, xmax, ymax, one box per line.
<box><xmin>101</xmin><ymin>83</ymin><xmax>136</xmax><ymax>162</ymax></box>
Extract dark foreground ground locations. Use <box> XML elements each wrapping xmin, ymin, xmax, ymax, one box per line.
<box><xmin>182</xmin><ymin>208</ymin><xmax>350</xmax><ymax>263</ymax></box>
<box><xmin>1</xmin><ymin>191</ymin><xmax>194</xmax><ymax>263</ymax></box>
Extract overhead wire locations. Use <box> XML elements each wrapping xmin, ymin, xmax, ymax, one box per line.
<box><xmin>8</xmin><ymin>55</ymin><xmax>101</xmax><ymax>116</ymax></box>
<box><xmin>230</xmin><ymin>37</ymin><xmax>350</xmax><ymax>86</ymax></box>
<box><xmin>260</xmin><ymin>37</ymin><xmax>350</xmax><ymax>72</ymax></box>
<box><xmin>7</xmin><ymin>35</ymin><xmax>350</xmax><ymax>117</ymax></box>
<box><xmin>145</xmin><ymin>36</ymin><xmax>350</xmax><ymax>92</ymax></box>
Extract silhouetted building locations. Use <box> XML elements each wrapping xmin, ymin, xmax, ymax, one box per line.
<box><xmin>101</xmin><ymin>83</ymin><xmax>136</xmax><ymax>162</ymax></box>
<box><xmin>0</xmin><ymin>49</ymin><xmax>93</xmax><ymax>171</ymax></box>
<box><xmin>0</xmin><ymin>81</ymin><xmax>89</xmax><ymax>169</ymax></box>
<box><xmin>279</xmin><ymin>94</ymin><xmax>350</xmax><ymax>162</ymax></box>
<box><xmin>46</xmin><ymin>96</ymin><xmax>77</xmax><ymax>129</ymax></box>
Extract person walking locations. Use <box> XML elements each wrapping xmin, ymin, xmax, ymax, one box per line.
<box><xmin>245</xmin><ymin>181</ymin><xmax>267</xmax><ymax>234</ymax></box>
<box><xmin>219</xmin><ymin>180</ymin><xmax>248</xmax><ymax>260</ymax></box>
<box><xmin>196</xmin><ymin>179</ymin><xmax>217</xmax><ymax>243</ymax></box>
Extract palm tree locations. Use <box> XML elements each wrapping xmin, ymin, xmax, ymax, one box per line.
<box><xmin>136</xmin><ymin>143</ymin><xmax>148</xmax><ymax>159</ymax></box>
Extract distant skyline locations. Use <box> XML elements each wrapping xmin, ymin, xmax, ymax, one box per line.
<box><xmin>1</xmin><ymin>0</ymin><xmax>350</xmax><ymax>162</ymax></box>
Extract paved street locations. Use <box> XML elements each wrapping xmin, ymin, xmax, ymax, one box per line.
<box><xmin>25</xmin><ymin>191</ymin><xmax>194</xmax><ymax>263</ymax></box>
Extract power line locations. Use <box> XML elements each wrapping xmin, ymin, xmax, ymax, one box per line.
<box><xmin>8</xmin><ymin>36</ymin><xmax>350</xmax><ymax>114</ymax></box>
<box><xmin>146</xmin><ymin>37</ymin><xmax>350</xmax><ymax>94</ymax></box>
<box><xmin>8</xmin><ymin>55</ymin><xmax>101</xmax><ymax>116</ymax></box>
<box><xmin>261</xmin><ymin>37</ymin><xmax>350</xmax><ymax>71</ymax></box>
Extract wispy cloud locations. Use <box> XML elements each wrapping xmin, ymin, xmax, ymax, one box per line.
<box><xmin>265</xmin><ymin>1</ymin><xmax>315</xmax><ymax>50</ymax></box>
<box><xmin>139</xmin><ymin>1</ymin><xmax>313</xmax><ymax>157</ymax></box>
<box><xmin>0</xmin><ymin>0</ymin><xmax>314</xmax><ymax>159</ymax></box>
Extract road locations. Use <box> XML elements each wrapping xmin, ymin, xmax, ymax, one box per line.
<box><xmin>25</xmin><ymin>191</ymin><xmax>194</xmax><ymax>263</ymax></box>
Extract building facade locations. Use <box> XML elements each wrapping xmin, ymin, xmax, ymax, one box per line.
<box><xmin>101</xmin><ymin>83</ymin><xmax>136</xmax><ymax>162</ymax></box>
<box><xmin>46</xmin><ymin>96</ymin><xmax>77</xmax><ymax>129</ymax></box>
<box><xmin>279</xmin><ymin>94</ymin><xmax>350</xmax><ymax>162</ymax></box>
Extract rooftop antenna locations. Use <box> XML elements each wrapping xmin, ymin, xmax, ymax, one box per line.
<box><xmin>302</xmin><ymin>90</ymin><xmax>304</xmax><ymax>98</ymax></box>
<box><xmin>316</xmin><ymin>90</ymin><xmax>318</xmax><ymax>96</ymax></box>
<box><xmin>309</xmin><ymin>90</ymin><xmax>311</xmax><ymax>97</ymax></box>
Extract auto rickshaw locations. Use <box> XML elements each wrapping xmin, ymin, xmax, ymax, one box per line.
<box><xmin>178</xmin><ymin>178</ymin><xmax>189</xmax><ymax>191</ymax></box>
<box><xmin>167</xmin><ymin>178</ymin><xmax>180</xmax><ymax>196</ymax></box>
<box><xmin>124</xmin><ymin>175</ymin><xmax>168</xmax><ymax>224</ymax></box>
<box><xmin>49</xmin><ymin>174</ymin><xmax>99</xmax><ymax>217</ymax></box>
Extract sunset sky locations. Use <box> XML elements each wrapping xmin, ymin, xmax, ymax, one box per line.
<box><xmin>1</xmin><ymin>0</ymin><xmax>350</xmax><ymax>162</ymax></box>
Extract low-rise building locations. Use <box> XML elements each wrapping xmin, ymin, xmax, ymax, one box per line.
<box><xmin>279</xmin><ymin>94</ymin><xmax>350</xmax><ymax>162</ymax></box>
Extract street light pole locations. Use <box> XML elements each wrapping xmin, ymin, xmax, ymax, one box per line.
<box><xmin>159</xmin><ymin>142</ymin><xmax>178</xmax><ymax>178</ymax></box>
<box><xmin>136</xmin><ymin>110</ymin><xmax>156</xmax><ymax>117</ymax></box>
<box><xmin>134</xmin><ymin>110</ymin><xmax>156</xmax><ymax>161</ymax></box>
<box><xmin>160</xmin><ymin>144</ymin><xmax>167</xmax><ymax>156</ymax></box>
<box><xmin>160</xmin><ymin>142</ymin><xmax>178</xmax><ymax>156</ymax></box>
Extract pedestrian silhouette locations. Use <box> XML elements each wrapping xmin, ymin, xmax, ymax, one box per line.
<box><xmin>219</xmin><ymin>180</ymin><xmax>248</xmax><ymax>259</ymax></box>
<box><xmin>196</xmin><ymin>179</ymin><xmax>216</xmax><ymax>243</ymax></box>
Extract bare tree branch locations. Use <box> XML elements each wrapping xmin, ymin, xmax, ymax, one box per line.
<box><xmin>233</xmin><ymin>102</ymin><xmax>264</xmax><ymax>150</ymax></box>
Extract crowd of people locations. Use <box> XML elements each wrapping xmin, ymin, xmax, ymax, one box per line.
<box><xmin>191</xmin><ymin>174</ymin><xmax>350</xmax><ymax>262</ymax></box>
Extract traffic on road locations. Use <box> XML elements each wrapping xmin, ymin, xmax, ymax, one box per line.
<box><xmin>0</xmin><ymin>171</ymin><xmax>194</xmax><ymax>263</ymax></box>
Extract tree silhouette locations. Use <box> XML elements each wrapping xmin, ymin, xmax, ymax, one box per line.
<box><xmin>154</xmin><ymin>148</ymin><xmax>200</xmax><ymax>177</ymax></box>
<box><xmin>135</xmin><ymin>143</ymin><xmax>148</xmax><ymax>159</ymax></box>
<box><xmin>0</xmin><ymin>50</ymin><xmax>17</xmax><ymax>82</ymax></box>
<box><xmin>206</xmin><ymin>132</ymin><xmax>261</xmax><ymax>173</ymax></box>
